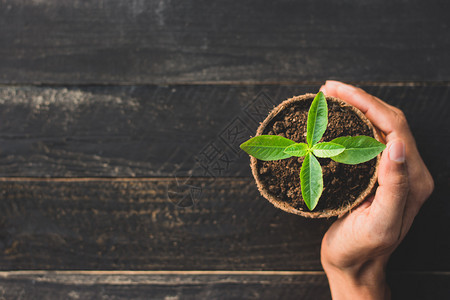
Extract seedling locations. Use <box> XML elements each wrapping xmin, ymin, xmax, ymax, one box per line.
<box><xmin>240</xmin><ymin>92</ymin><xmax>385</xmax><ymax>211</ymax></box>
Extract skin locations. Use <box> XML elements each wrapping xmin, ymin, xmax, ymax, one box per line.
<box><xmin>319</xmin><ymin>81</ymin><xmax>434</xmax><ymax>299</ymax></box>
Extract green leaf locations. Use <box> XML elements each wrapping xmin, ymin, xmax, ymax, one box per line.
<box><xmin>306</xmin><ymin>91</ymin><xmax>328</xmax><ymax>147</ymax></box>
<box><xmin>240</xmin><ymin>135</ymin><xmax>296</xmax><ymax>161</ymax></box>
<box><xmin>312</xmin><ymin>142</ymin><xmax>345</xmax><ymax>158</ymax></box>
<box><xmin>283</xmin><ymin>143</ymin><xmax>309</xmax><ymax>157</ymax></box>
<box><xmin>300</xmin><ymin>153</ymin><xmax>323</xmax><ymax>211</ymax></box>
<box><xmin>330</xmin><ymin>136</ymin><xmax>386</xmax><ymax>164</ymax></box>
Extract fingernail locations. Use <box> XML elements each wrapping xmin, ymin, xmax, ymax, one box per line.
<box><xmin>389</xmin><ymin>141</ymin><xmax>405</xmax><ymax>163</ymax></box>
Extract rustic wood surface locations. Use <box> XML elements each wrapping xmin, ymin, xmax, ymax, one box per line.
<box><xmin>0</xmin><ymin>0</ymin><xmax>449</xmax><ymax>299</ymax></box>
<box><xmin>0</xmin><ymin>0</ymin><xmax>449</xmax><ymax>84</ymax></box>
<box><xmin>0</xmin><ymin>271</ymin><xmax>332</xmax><ymax>300</ymax></box>
<box><xmin>0</xmin><ymin>178</ymin><xmax>327</xmax><ymax>271</ymax></box>
<box><xmin>0</xmin><ymin>84</ymin><xmax>447</xmax><ymax>177</ymax></box>
<box><xmin>0</xmin><ymin>271</ymin><xmax>448</xmax><ymax>300</ymax></box>
<box><xmin>0</xmin><ymin>178</ymin><xmax>448</xmax><ymax>273</ymax></box>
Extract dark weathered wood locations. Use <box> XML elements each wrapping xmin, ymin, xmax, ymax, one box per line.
<box><xmin>0</xmin><ymin>178</ymin><xmax>448</xmax><ymax>271</ymax></box>
<box><xmin>389</xmin><ymin>186</ymin><xmax>450</xmax><ymax>272</ymax></box>
<box><xmin>0</xmin><ymin>271</ymin><xmax>331</xmax><ymax>300</ymax></box>
<box><xmin>1</xmin><ymin>2</ymin><xmax>447</xmax><ymax>299</ymax></box>
<box><xmin>0</xmin><ymin>179</ymin><xmax>329</xmax><ymax>270</ymax></box>
<box><xmin>389</xmin><ymin>272</ymin><xmax>450</xmax><ymax>300</ymax></box>
<box><xmin>0</xmin><ymin>271</ymin><xmax>448</xmax><ymax>300</ymax></box>
<box><xmin>0</xmin><ymin>84</ymin><xmax>448</xmax><ymax>178</ymax></box>
<box><xmin>0</xmin><ymin>85</ymin><xmax>308</xmax><ymax>177</ymax></box>
<box><xmin>0</xmin><ymin>0</ymin><xmax>449</xmax><ymax>84</ymax></box>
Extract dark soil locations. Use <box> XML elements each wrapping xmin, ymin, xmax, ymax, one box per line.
<box><xmin>256</xmin><ymin>98</ymin><xmax>377</xmax><ymax>212</ymax></box>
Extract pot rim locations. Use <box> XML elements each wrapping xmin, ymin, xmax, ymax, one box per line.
<box><xmin>250</xmin><ymin>93</ymin><xmax>382</xmax><ymax>218</ymax></box>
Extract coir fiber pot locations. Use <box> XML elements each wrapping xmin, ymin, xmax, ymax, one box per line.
<box><xmin>250</xmin><ymin>93</ymin><xmax>382</xmax><ymax>218</ymax></box>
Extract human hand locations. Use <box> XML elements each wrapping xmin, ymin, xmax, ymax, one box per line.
<box><xmin>319</xmin><ymin>81</ymin><xmax>434</xmax><ymax>299</ymax></box>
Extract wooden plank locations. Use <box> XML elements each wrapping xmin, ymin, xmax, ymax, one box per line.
<box><xmin>0</xmin><ymin>271</ymin><xmax>331</xmax><ymax>300</ymax></box>
<box><xmin>0</xmin><ymin>179</ymin><xmax>448</xmax><ymax>271</ymax></box>
<box><xmin>0</xmin><ymin>271</ymin><xmax>448</xmax><ymax>300</ymax></box>
<box><xmin>0</xmin><ymin>84</ymin><xmax>448</xmax><ymax>178</ymax></box>
<box><xmin>0</xmin><ymin>0</ymin><xmax>449</xmax><ymax>84</ymax></box>
<box><xmin>0</xmin><ymin>179</ymin><xmax>329</xmax><ymax>270</ymax></box>
<box><xmin>0</xmin><ymin>84</ymin><xmax>301</xmax><ymax>177</ymax></box>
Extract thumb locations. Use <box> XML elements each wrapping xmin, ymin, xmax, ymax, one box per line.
<box><xmin>370</xmin><ymin>140</ymin><xmax>409</xmax><ymax>224</ymax></box>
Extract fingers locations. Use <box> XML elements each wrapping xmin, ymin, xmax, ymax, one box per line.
<box><xmin>320</xmin><ymin>80</ymin><xmax>433</xmax><ymax>244</ymax></box>
<box><xmin>370</xmin><ymin>140</ymin><xmax>409</xmax><ymax>233</ymax></box>
<box><xmin>320</xmin><ymin>81</ymin><xmax>412</xmax><ymax>142</ymax></box>
<box><xmin>320</xmin><ymin>81</ymin><xmax>386</xmax><ymax>116</ymax></box>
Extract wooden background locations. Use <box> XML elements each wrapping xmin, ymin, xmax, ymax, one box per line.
<box><xmin>0</xmin><ymin>0</ymin><xmax>449</xmax><ymax>299</ymax></box>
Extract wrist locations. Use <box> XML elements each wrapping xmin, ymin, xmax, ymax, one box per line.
<box><xmin>322</xmin><ymin>259</ymin><xmax>391</xmax><ymax>300</ymax></box>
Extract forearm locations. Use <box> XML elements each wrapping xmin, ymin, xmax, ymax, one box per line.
<box><xmin>323</xmin><ymin>260</ymin><xmax>391</xmax><ymax>300</ymax></box>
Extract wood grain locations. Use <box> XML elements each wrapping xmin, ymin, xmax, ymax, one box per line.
<box><xmin>0</xmin><ymin>0</ymin><xmax>449</xmax><ymax>84</ymax></box>
<box><xmin>0</xmin><ymin>271</ymin><xmax>331</xmax><ymax>300</ymax></box>
<box><xmin>0</xmin><ymin>178</ymin><xmax>448</xmax><ymax>271</ymax></box>
<box><xmin>0</xmin><ymin>178</ymin><xmax>329</xmax><ymax>271</ymax></box>
<box><xmin>1</xmin><ymin>1</ymin><xmax>448</xmax><ymax>298</ymax></box>
<box><xmin>0</xmin><ymin>271</ymin><xmax>448</xmax><ymax>300</ymax></box>
<box><xmin>0</xmin><ymin>84</ymin><xmax>448</xmax><ymax>178</ymax></box>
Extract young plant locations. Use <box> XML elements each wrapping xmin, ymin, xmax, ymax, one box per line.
<box><xmin>240</xmin><ymin>92</ymin><xmax>386</xmax><ymax>211</ymax></box>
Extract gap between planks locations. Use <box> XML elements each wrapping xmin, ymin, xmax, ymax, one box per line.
<box><xmin>0</xmin><ymin>177</ymin><xmax>251</xmax><ymax>182</ymax></box>
<box><xmin>0</xmin><ymin>270</ymin><xmax>324</xmax><ymax>276</ymax></box>
<box><xmin>0</xmin><ymin>270</ymin><xmax>448</xmax><ymax>276</ymax></box>
<box><xmin>0</xmin><ymin>81</ymin><xmax>449</xmax><ymax>88</ymax></box>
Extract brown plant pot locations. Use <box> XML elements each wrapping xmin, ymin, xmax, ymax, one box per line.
<box><xmin>250</xmin><ymin>93</ymin><xmax>382</xmax><ymax>218</ymax></box>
